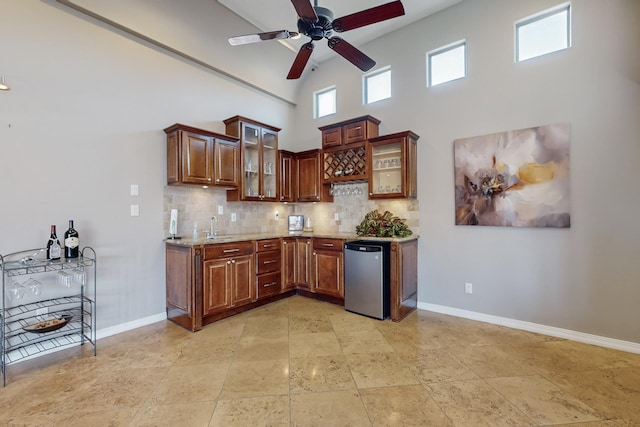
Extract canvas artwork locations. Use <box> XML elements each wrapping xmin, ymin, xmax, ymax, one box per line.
<box><xmin>454</xmin><ymin>123</ymin><xmax>571</xmax><ymax>228</ymax></box>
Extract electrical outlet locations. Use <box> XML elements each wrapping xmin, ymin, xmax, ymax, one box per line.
<box><xmin>231</xmin><ymin>213</ymin><xmax>237</xmax><ymax>222</ymax></box>
<box><xmin>334</xmin><ymin>212</ymin><xmax>340</xmax><ymax>221</ymax></box>
<box><xmin>217</xmin><ymin>205</ymin><xmax>224</xmax><ymax>215</ymax></box>
<box><xmin>36</xmin><ymin>307</ymin><xmax>48</xmax><ymax>316</ymax></box>
<box><xmin>130</xmin><ymin>204</ymin><xmax>139</xmax><ymax>216</ymax></box>
<box><xmin>274</xmin><ymin>212</ymin><xmax>279</xmax><ymax>221</ymax></box>
<box><xmin>465</xmin><ymin>282</ymin><xmax>473</xmax><ymax>294</ymax></box>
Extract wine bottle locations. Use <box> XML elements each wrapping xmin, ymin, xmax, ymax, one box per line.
<box><xmin>46</xmin><ymin>225</ymin><xmax>62</xmax><ymax>260</ymax></box>
<box><xmin>64</xmin><ymin>220</ymin><xmax>79</xmax><ymax>259</ymax></box>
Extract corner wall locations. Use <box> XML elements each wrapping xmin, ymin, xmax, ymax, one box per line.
<box><xmin>290</xmin><ymin>0</ymin><xmax>640</xmax><ymax>343</ymax></box>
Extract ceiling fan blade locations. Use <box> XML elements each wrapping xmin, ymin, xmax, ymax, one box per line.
<box><xmin>287</xmin><ymin>42</ymin><xmax>314</xmax><ymax>80</ymax></box>
<box><xmin>228</xmin><ymin>30</ymin><xmax>299</xmax><ymax>46</ymax></box>
<box><xmin>290</xmin><ymin>0</ymin><xmax>317</xmax><ymax>21</ymax></box>
<box><xmin>332</xmin><ymin>0</ymin><xmax>405</xmax><ymax>32</ymax></box>
<box><xmin>327</xmin><ymin>37</ymin><xmax>375</xmax><ymax>72</ymax></box>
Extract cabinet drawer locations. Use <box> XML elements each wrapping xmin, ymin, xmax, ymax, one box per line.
<box><xmin>203</xmin><ymin>241</ymin><xmax>253</xmax><ymax>260</ymax></box>
<box><xmin>313</xmin><ymin>238</ymin><xmax>344</xmax><ymax>251</ymax></box>
<box><xmin>257</xmin><ymin>272</ymin><xmax>281</xmax><ymax>298</ymax></box>
<box><xmin>322</xmin><ymin>127</ymin><xmax>342</xmax><ymax>148</ymax></box>
<box><xmin>256</xmin><ymin>238</ymin><xmax>280</xmax><ymax>252</ymax></box>
<box><xmin>256</xmin><ymin>250</ymin><xmax>281</xmax><ymax>274</ymax></box>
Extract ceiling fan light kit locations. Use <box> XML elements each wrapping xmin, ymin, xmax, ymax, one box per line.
<box><xmin>228</xmin><ymin>0</ymin><xmax>405</xmax><ymax>80</ymax></box>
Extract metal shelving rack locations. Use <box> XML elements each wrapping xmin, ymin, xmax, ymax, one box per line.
<box><xmin>0</xmin><ymin>247</ymin><xmax>96</xmax><ymax>386</ymax></box>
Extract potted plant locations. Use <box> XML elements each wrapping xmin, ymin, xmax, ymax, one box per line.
<box><xmin>356</xmin><ymin>210</ymin><xmax>413</xmax><ymax>238</ymax></box>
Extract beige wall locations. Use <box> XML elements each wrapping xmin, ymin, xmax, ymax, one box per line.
<box><xmin>291</xmin><ymin>0</ymin><xmax>640</xmax><ymax>343</ymax></box>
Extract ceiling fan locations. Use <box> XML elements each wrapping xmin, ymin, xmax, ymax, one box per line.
<box><xmin>228</xmin><ymin>0</ymin><xmax>405</xmax><ymax>79</ymax></box>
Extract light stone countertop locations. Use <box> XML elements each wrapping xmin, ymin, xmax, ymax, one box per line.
<box><xmin>164</xmin><ymin>232</ymin><xmax>418</xmax><ymax>247</ymax></box>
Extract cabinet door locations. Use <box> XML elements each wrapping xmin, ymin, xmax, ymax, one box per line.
<box><xmin>279</xmin><ymin>152</ymin><xmax>296</xmax><ymax>202</ymax></box>
<box><xmin>214</xmin><ymin>137</ymin><xmax>239</xmax><ymax>187</ymax></box>
<box><xmin>322</xmin><ymin>126</ymin><xmax>342</xmax><ymax>148</ymax></box>
<box><xmin>166</xmin><ymin>131</ymin><xmax>180</xmax><ymax>184</ymax></box>
<box><xmin>231</xmin><ymin>255</ymin><xmax>255</xmax><ymax>307</ymax></box>
<box><xmin>368</xmin><ymin>131</ymin><xmax>418</xmax><ymax>199</ymax></box>
<box><xmin>262</xmin><ymin>128</ymin><xmax>278</xmax><ymax>200</ymax></box>
<box><xmin>182</xmin><ymin>131</ymin><xmax>213</xmax><ymax>185</ymax></box>
<box><xmin>282</xmin><ymin>238</ymin><xmax>296</xmax><ymax>290</ymax></box>
<box><xmin>296</xmin><ymin>238</ymin><xmax>311</xmax><ymax>288</ymax></box>
<box><xmin>312</xmin><ymin>250</ymin><xmax>343</xmax><ymax>298</ymax></box>
<box><xmin>242</xmin><ymin>123</ymin><xmax>261</xmax><ymax>199</ymax></box>
<box><xmin>297</xmin><ymin>152</ymin><xmax>321</xmax><ymax>202</ymax></box>
<box><xmin>390</xmin><ymin>240</ymin><xmax>418</xmax><ymax>321</ymax></box>
<box><xmin>203</xmin><ymin>258</ymin><xmax>231</xmax><ymax>316</ymax></box>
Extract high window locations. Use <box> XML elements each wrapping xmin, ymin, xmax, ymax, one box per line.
<box><xmin>363</xmin><ymin>67</ymin><xmax>391</xmax><ymax>104</ymax></box>
<box><xmin>516</xmin><ymin>3</ymin><xmax>571</xmax><ymax>62</ymax></box>
<box><xmin>427</xmin><ymin>40</ymin><xmax>466</xmax><ymax>87</ymax></box>
<box><xmin>314</xmin><ymin>86</ymin><xmax>336</xmax><ymax>118</ymax></box>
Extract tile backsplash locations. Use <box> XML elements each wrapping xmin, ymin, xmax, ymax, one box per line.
<box><xmin>163</xmin><ymin>182</ymin><xmax>420</xmax><ymax>239</ymax></box>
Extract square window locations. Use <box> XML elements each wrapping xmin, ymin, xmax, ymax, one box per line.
<box><xmin>516</xmin><ymin>3</ymin><xmax>571</xmax><ymax>62</ymax></box>
<box><xmin>364</xmin><ymin>67</ymin><xmax>391</xmax><ymax>104</ymax></box>
<box><xmin>314</xmin><ymin>86</ymin><xmax>336</xmax><ymax>118</ymax></box>
<box><xmin>427</xmin><ymin>41</ymin><xmax>466</xmax><ymax>87</ymax></box>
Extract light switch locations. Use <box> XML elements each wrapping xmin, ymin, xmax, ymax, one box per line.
<box><xmin>130</xmin><ymin>184</ymin><xmax>139</xmax><ymax>196</ymax></box>
<box><xmin>217</xmin><ymin>205</ymin><xmax>224</xmax><ymax>215</ymax></box>
<box><xmin>130</xmin><ymin>204</ymin><xmax>139</xmax><ymax>216</ymax></box>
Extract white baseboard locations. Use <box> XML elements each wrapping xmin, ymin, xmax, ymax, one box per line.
<box><xmin>418</xmin><ymin>302</ymin><xmax>640</xmax><ymax>355</ymax></box>
<box><xmin>96</xmin><ymin>312</ymin><xmax>167</xmax><ymax>340</ymax></box>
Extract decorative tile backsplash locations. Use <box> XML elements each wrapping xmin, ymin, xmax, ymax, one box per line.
<box><xmin>163</xmin><ymin>182</ymin><xmax>420</xmax><ymax>239</ymax></box>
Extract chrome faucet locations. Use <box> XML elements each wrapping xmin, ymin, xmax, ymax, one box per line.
<box><xmin>207</xmin><ymin>216</ymin><xmax>218</xmax><ymax>239</ymax></box>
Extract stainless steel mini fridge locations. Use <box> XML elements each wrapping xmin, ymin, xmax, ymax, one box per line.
<box><xmin>344</xmin><ymin>240</ymin><xmax>390</xmax><ymax>319</ymax></box>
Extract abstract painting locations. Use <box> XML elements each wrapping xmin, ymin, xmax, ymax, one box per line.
<box><xmin>454</xmin><ymin>123</ymin><xmax>570</xmax><ymax>227</ymax></box>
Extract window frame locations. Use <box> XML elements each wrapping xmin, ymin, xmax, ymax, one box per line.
<box><xmin>313</xmin><ymin>85</ymin><xmax>337</xmax><ymax>119</ymax></box>
<box><xmin>363</xmin><ymin>66</ymin><xmax>392</xmax><ymax>105</ymax></box>
<box><xmin>515</xmin><ymin>2</ymin><xmax>571</xmax><ymax>62</ymax></box>
<box><xmin>426</xmin><ymin>39</ymin><xmax>467</xmax><ymax>87</ymax></box>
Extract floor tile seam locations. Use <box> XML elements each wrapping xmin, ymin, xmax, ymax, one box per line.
<box><xmin>482</xmin><ymin>374</ymin><xmax>606</xmax><ymax>426</ymax></box>
<box><xmin>418</xmin><ymin>381</ymin><xmax>460</xmax><ymax>427</ymax></box>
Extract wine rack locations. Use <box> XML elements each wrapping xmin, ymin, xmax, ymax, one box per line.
<box><xmin>323</xmin><ymin>143</ymin><xmax>367</xmax><ymax>183</ymax></box>
<box><xmin>1</xmin><ymin>247</ymin><xmax>96</xmax><ymax>386</ymax></box>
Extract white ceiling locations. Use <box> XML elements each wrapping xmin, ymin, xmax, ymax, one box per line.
<box><xmin>218</xmin><ymin>0</ymin><xmax>462</xmax><ymax>65</ymax></box>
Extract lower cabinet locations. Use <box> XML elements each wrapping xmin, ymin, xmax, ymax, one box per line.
<box><xmin>203</xmin><ymin>242</ymin><xmax>255</xmax><ymax>317</ymax></box>
<box><xmin>256</xmin><ymin>239</ymin><xmax>281</xmax><ymax>299</ymax></box>
<box><xmin>311</xmin><ymin>238</ymin><xmax>344</xmax><ymax>298</ymax></box>
<box><xmin>390</xmin><ymin>239</ymin><xmax>418</xmax><ymax>322</ymax></box>
<box><xmin>282</xmin><ymin>237</ymin><xmax>312</xmax><ymax>292</ymax></box>
<box><xmin>166</xmin><ymin>236</ymin><xmax>417</xmax><ymax>331</ymax></box>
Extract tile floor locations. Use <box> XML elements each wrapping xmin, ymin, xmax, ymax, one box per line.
<box><xmin>1</xmin><ymin>296</ymin><xmax>639</xmax><ymax>426</ymax></box>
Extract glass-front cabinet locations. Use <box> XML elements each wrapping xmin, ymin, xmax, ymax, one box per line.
<box><xmin>368</xmin><ymin>131</ymin><xmax>419</xmax><ymax>199</ymax></box>
<box><xmin>224</xmin><ymin>116</ymin><xmax>280</xmax><ymax>202</ymax></box>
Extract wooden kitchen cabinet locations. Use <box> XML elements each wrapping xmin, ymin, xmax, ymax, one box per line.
<box><xmin>278</xmin><ymin>150</ymin><xmax>296</xmax><ymax>203</ymax></box>
<box><xmin>282</xmin><ymin>238</ymin><xmax>297</xmax><ymax>291</ymax></box>
<box><xmin>296</xmin><ymin>149</ymin><xmax>333</xmax><ymax>202</ymax></box>
<box><xmin>282</xmin><ymin>237</ymin><xmax>312</xmax><ymax>291</ymax></box>
<box><xmin>203</xmin><ymin>242</ymin><xmax>255</xmax><ymax>316</ymax></box>
<box><xmin>311</xmin><ymin>238</ymin><xmax>344</xmax><ymax>298</ymax></box>
<box><xmin>255</xmin><ymin>238</ymin><xmax>281</xmax><ymax>299</ymax></box>
<box><xmin>164</xmin><ymin>123</ymin><xmax>239</xmax><ymax>187</ymax></box>
<box><xmin>318</xmin><ymin>115</ymin><xmax>380</xmax><ymax>148</ymax></box>
<box><xmin>224</xmin><ymin>116</ymin><xmax>280</xmax><ymax>202</ymax></box>
<box><xmin>390</xmin><ymin>239</ymin><xmax>418</xmax><ymax>322</ymax></box>
<box><xmin>368</xmin><ymin>131</ymin><xmax>419</xmax><ymax>199</ymax></box>
<box><xmin>296</xmin><ymin>237</ymin><xmax>312</xmax><ymax>289</ymax></box>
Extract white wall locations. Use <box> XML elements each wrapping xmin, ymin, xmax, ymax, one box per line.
<box><xmin>291</xmin><ymin>0</ymin><xmax>640</xmax><ymax>343</ymax></box>
<box><xmin>0</xmin><ymin>1</ymin><xmax>294</xmax><ymax>330</ymax></box>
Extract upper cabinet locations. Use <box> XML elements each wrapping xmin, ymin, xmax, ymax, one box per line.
<box><xmin>164</xmin><ymin>124</ymin><xmax>239</xmax><ymax>187</ymax></box>
<box><xmin>318</xmin><ymin>115</ymin><xmax>381</xmax><ymax>148</ymax></box>
<box><xmin>368</xmin><ymin>131</ymin><xmax>419</xmax><ymax>199</ymax></box>
<box><xmin>319</xmin><ymin>116</ymin><xmax>380</xmax><ymax>184</ymax></box>
<box><xmin>278</xmin><ymin>149</ymin><xmax>333</xmax><ymax>203</ymax></box>
<box><xmin>224</xmin><ymin>116</ymin><xmax>280</xmax><ymax>202</ymax></box>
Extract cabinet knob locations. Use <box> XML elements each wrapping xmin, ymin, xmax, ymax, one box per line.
<box><xmin>231</xmin><ymin>259</ymin><xmax>236</xmax><ymax>264</ymax></box>
<box><xmin>369</xmin><ymin>193</ymin><xmax>373</xmax><ymax>196</ymax></box>
<box><xmin>227</xmin><ymin>260</ymin><xmax>231</xmax><ymax>265</ymax></box>
<box><xmin>207</xmin><ymin>178</ymin><xmax>212</xmax><ymax>182</ymax></box>
<box><xmin>215</xmin><ymin>179</ymin><xmax>220</xmax><ymax>182</ymax></box>
<box><xmin>283</xmin><ymin>241</ymin><xmax>288</xmax><ymax>245</ymax></box>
